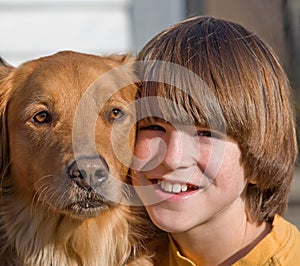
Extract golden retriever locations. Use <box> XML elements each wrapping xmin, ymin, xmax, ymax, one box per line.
<box><xmin>0</xmin><ymin>51</ymin><xmax>153</xmax><ymax>265</ymax></box>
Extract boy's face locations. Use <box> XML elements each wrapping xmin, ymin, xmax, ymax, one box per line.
<box><xmin>131</xmin><ymin>120</ymin><xmax>247</xmax><ymax>233</ymax></box>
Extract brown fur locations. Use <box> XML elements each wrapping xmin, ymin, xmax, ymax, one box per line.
<box><xmin>0</xmin><ymin>51</ymin><xmax>153</xmax><ymax>265</ymax></box>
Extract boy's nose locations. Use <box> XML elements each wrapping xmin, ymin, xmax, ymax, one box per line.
<box><xmin>162</xmin><ymin>130</ymin><xmax>197</xmax><ymax>170</ymax></box>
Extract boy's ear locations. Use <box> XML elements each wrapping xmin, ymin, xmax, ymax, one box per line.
<box><xmin>0</xmin><ymin>57</ymin><xmax>14</xmax><ymax>177</ymax></box>
<box><xmin>249</xmin><ymin>177</ymin><xmax>257</xmax><ymax>185</ymax></box>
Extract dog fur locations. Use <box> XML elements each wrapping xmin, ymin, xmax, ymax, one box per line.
<box><xmin>0</xmin><ymin>51</ymin><xmax>153</xmax><ymax>265</ymax></box>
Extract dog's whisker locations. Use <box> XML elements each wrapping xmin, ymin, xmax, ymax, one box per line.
<box><xmin>53</xmin><ymin>185</ymin><xmax>70</xmax><ymax>212</ymax></box>
<box><xmin>0</xmin><ymin>160</ymin><xmax>13</xmax><ymax>197</ymax></box>
<box><xmin>121</xmin><ymin>183</ymin><xmax>131</xmax><ymax>203</ymax></box>
<box><xmin>33</xmin><ymin>183</ymin><xmax>65</xmax><ymax>220</ymax></box>
<box><xmin>31</xmin><ymin>175</ymin><xmax>54</xmax><ymax>219</ymax></box>
<box><xmin>32</xmin><ymin>175</ymin><xmax>53</xmax><ymax>197</ymax></box>
<box><xmin>127</xmin><ymin>173</ymin><xmax>139</xmax><ymax>183</ymax></box>
<box><xmin>31</xmin><ymin>175</ymin><xmax>64</xmax><ymax>215</ymax></box>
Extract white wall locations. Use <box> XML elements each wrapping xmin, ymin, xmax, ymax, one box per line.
<box><xmin>0</xmin><ymin>0</ymin><xmax>132</xmax><ymax>66</ymax></box>
<box><xmin>130</xmin><ymin>0</ymin><xmax>185</xmax><ymax>53</ymax></box>
<box><xmin>0</xmin><ymin>0</ymin><xmax>185</xmax><ymax>66</ymax></box>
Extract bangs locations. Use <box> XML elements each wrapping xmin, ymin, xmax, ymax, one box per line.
<box><xmin>136</xmin><ymin>60</ymin><xmax>226</xmax><ymax>132</ymax></box>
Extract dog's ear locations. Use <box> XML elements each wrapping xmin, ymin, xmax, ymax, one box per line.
<box><xmin>0</xmin><ymin>57</ymin><xmax>13</xmax><ymax>76</ymax></box>
<box><xmin>106</xmin><ymin>53</ymin><xmax>133</xmax><ymax>64</ymax></box>
<box><xmin>1</xmin><ymin>57</ymin><xmax>8</xmax><ymax>66</ymax></box>
<box><xmin>0</xmin><ymin>58</ymin><xmax>14</xmax><ymax>177</ymax></box>
<box><xmin>105</xmin><ymin>53</ymin><xmax>138</xmax><ymax>85</ymax></box>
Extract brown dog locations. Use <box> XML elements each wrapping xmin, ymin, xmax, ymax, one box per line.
<box><xmin>0</xmin><ymin>51</ymin><xmax>153</xmax><ymax>265</ymax></box>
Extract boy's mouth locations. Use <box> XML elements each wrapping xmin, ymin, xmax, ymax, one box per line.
<box><xmin>149</xmin><ymin>179</ymin><xmax>200</xmax><ymax>194</ymax></box>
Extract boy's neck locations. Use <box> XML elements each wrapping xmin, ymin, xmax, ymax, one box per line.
<box><xmin>171</xmin><ymin>199</ymin><xmax>272</xmax><ymax>265</ymax></box>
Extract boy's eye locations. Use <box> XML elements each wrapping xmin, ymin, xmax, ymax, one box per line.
<box><xmin>196</xmin><ymin>130</ymin><xmax>212</xmax><ymax>137</ymax></box>
<box><xmin>139</xmin><ymin>124</ymin><xmax>166</xmax><ymax>132</ymax></box>
<box><xmin>196</xmin><ymin>130</ymin><xmax>222</xmax><ymax>139</ymax></box>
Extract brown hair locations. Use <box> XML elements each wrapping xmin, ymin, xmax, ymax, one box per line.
<box><xmin>136</xmin><ymin>16</ymin><xmax>297</xmax><ymax>223</ymax></box>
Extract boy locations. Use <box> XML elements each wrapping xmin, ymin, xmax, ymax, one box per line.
<box><xmin>131</xmin><ymin>17</ymin><xmax>300</xmax><ymax>265</ymax></box>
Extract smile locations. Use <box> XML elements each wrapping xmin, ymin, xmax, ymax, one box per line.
<box><xmin>150</xmin><ymin>179</ymin><xmax>200</xmax><ymax>194</ymax></box>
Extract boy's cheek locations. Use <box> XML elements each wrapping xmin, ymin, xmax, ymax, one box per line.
<box><xmin>135</xmin><ymin>137</ymin><xmax>166</xmax><ymax>161</ymax></box>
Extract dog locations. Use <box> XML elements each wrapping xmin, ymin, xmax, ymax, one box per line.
<box><xmin>0</xmin><ymin>51</ymin><xmax>154</xmax><ymax>265</ymax></box>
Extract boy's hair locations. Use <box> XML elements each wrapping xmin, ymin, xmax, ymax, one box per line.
<box><xmin>136</xmin><ymin>16</ymin><xmax>297</xmax><ymax>223</ymax></box>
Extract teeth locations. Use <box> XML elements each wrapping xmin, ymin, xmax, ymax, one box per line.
<box><xmin>164</xmin><ymin>182</ymin><xmax>173</xmax><ymax>192</ymax></box>
<box><xmin>159</xmin><ymin>180</ymin><xmax>191</xmax><ymax>193</ymax></box>
<box><xmin>181</xmin><ymin>184</ymin><xmax>188</xmax><ymax>192</ymax></box>
<box><xmin>172</xmin><ymin>184</ymin><xmax>181</xmax><ymax>193</ymax></box>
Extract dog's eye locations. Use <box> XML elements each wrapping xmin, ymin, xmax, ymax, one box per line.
<box><xmin>109</xmin><ymin>108</ymin><xmax>124</xmax><ymax>121</ymax></box>
<box><xmin>33</xmin><ymin>111</ymin><xmax>52</xmax><ymax>124</ymax></box>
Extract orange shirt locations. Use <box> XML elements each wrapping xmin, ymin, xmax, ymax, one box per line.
<box><xmin>152</xmin><ymin>215</ymin><xmax>300</xmax><ymax>265</ymax></box>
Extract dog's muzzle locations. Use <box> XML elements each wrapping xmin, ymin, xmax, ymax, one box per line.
<box><xmin>68</xmin><ymin>157</ymin><xmax>109</xmax><ymax>192</ymax></box>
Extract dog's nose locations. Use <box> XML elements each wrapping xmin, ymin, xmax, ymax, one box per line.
<box><xmin>68</xmin><ymin>157</ymin><xmax>109</xmax><ymax>191</ymax></box>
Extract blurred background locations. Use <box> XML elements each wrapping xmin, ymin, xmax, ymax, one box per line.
<box><xmin>0</xmin><ymin>0</ymin><xmax>299</xmax><ymax>228</ymax></box>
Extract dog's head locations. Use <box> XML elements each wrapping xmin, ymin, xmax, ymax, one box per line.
<box><xmin>0</xmin><ymin>51</ymin><xmax>138</xmax><ymax>219</ymax></box>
